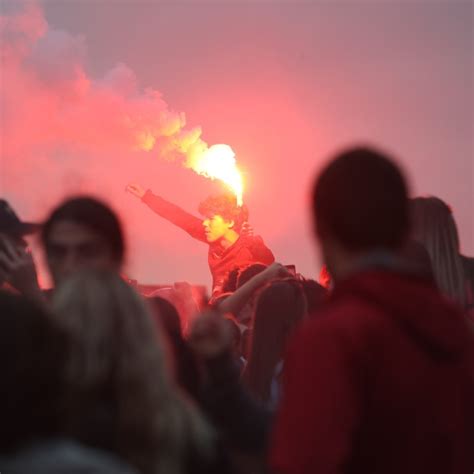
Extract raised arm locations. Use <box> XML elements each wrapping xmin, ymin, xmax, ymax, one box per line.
<box><xmin>127</xmin><ymin>184</ymin><xmax>207</xmax><ymax>243</ymax></box>
<box><xmin>218</xmin><ymin>263</ymin><xmax>292</xmax><ymax>319</ymax></box>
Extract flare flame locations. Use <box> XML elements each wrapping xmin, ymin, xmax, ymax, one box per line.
<box><xmin>187</xmin><ymin>144</ymin><xmax>244</xmax><ymax>206</ymax></box>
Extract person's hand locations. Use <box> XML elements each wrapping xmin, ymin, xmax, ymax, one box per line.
<box><xmin>126</xmin><ymin>183</ymin><xmax>146</xmax><ymax>199</ymax></box>
<box><xmin>0</xmin><ymin>236</ymin><xmax>40</xmax><ymax>296</ymax></box>
<box><xmin>188</xmin><ymin>310</ymin><xmax>233</xmax><ymax>359</ymax></box>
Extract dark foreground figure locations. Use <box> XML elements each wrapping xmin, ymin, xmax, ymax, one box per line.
<box><xmin>270</xmin><ymin>147</ymin><xmax>474</xmax><ymax>474</ymax></box>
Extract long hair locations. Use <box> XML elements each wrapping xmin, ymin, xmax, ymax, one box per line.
<box><xmin>147</xmin><ymin>296</ymin><xmax>201</xmax><ymax>400</ymax></box>
<box><xmin>52</xmin><ymin>271</ymin><xmax>214</xmax><ymax>474</ymax></box>
<box><xmin>411</xmin><ymin>197</ymin><xmax>466</xmax><ymax>306</ymax></box>
<box><xmin>242</xmin><ymin>279</ymin><xmax>307</xmax><ymax>405</ymax></box>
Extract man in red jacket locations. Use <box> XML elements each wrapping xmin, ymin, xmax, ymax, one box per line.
<box><xmin>127</xmin><ymin>184</ymin><xmax>274</xmax><ymax>296</ymax></box>
<box><xmin>270</xmin><ymin>147</ymin><xmax>474</xmax><ymax>474</ymax></box>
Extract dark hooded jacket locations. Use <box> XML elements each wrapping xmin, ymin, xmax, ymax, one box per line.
<box><xmin>270</xmin><ymin>270</ymin><xmax>474</xmax><ymax>474</ymax></box>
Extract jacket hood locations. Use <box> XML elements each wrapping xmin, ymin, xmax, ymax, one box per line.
<box><xmin>335</xmin><ymin>271</ymin><xmax>473</xmax><ymax>360</ymax></box>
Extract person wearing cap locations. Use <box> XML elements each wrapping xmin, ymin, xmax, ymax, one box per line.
<box><xmin>0</xmin><ymin>200</ymin><xmax>42</xmax><ymax>299</ymax></box>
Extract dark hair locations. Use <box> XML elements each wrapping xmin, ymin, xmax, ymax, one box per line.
<box><xmin>148</xmin><ymin>296</ymin><xmax>183</xmax><ymax>340</ymax></box>
<box><xmin>147</xmin><ymin>296</ymin><xmax>200</xmax><ymax>399</ymax></box>
<box><xmin>222</xmin><ymin>268</ymin><xmax>240</xmax><ymax>293</ymax></box>
<box><xmin>400</xmin><ymin>240</ymin><xmax>434</xmax><ymax>280</ymax></box>
<box><xmin>52</xmin><ymin>272</ymin><xmax>213</xmax><ymax>472</ymax></box>
<box><xmin>313</xmin><ymin>147</ymin><xmax>409</xmax><ymax>251</ymax></box>
<box><xmin>242</xmin><ymin>280</ymin><xmax>307</xmax><ymax>405</ymax></box>
<box><xmin>410</xmin><ymin>197</ymin><xmax>466</xmax><ymax>305</ymax></box>
<box><xmin>220</xmin><ymin>263</ymin><xmax>267</xmax><ymax>295</ymax></box>
<box><xmin>198</xmin><ymin>194</ymin><xmax>248</xmax><ymax>232</ymax></box>
<box><xmin>42</xmin><ymin>197</ymin><xmax>125</xmax><ymax>264</ymax></box>
<box><xmin>299</xmin><ymin>279</ymin><xmax>327</xmax><ymax>314</ymax></box>
<box><xmin>236</xmin><ymin>263</ymin><xmax>268</xmax><ymax>289</ymax></box>
<box><xmin>0</xmin><ymin>291</ymin><xmax>67</xmax><ymax>453</ymax></box>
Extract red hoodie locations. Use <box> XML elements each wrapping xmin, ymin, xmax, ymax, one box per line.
<box><xmin>270</xmin><ymin>270</ymin><xmax>474</xmax><ymax>474</ymax></box>
<box><xmin>142</xmin><ymin>191</ymin><xmax>274</xmax><ymax>293</ymax></box>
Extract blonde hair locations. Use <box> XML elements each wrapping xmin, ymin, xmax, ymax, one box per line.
<box><xmin>411</xmin><ymin>197</ymin><xmax>467</xmax><ymax>307</ymax></box>
<box><xmin>53</xmin><ymin>270</ymin><xmax>214</xmax><ymax>474</ymax></box>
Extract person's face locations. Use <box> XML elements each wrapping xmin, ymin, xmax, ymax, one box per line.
<box><xmin>202</xmin><ymin>214</ymin><xmax>234</xmax><ymax>243</ymax></box>
<box><xmin>45</xmin><ymin>220</ymin><xmax>119</xmax><ymax>286</ymax></box>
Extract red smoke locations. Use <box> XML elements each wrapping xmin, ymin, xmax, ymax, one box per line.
<box><xmin>0</xmin><ymin>2</ymin><xmax>235</xmax><ymax>286</ymax></box>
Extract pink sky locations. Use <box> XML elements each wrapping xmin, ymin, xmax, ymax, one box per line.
<box><xmin>1</xmin><ymin>1</ymin><xmax>472</xmax><ymax>288</ymax></box>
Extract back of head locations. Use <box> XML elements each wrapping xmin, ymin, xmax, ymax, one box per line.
<box><xmin>0</xmin><ymin>291</ymin><xmax>66</xmax><ymax>453</ymax></box>
<box><xmin>52</xmin><ymin>270</ymin><xmax>167</xmax><ymax>408</ymax></box>
<box><xmin>53</xmin><ymin>271</ymin><xmax>214</xmax><ymax>473</ymax></box>
<box><xmin>42</xmin><ymin>196</ymin><xmax>125</xmax><ymax>265</ymax></box>
<box><xmin>411</xmin><ymin>196</ymin><xmax>466</xmax><ymax>306</ymax></box>
<box><xmin>237</xmin><ymin>263</ymin><xmax>268</xmax><ymax>289</ymax></box>
<box><xmin>243</xmin><ymin>279</ymin><xmax>307</xmax><ymax>404</ymax></box>
<box><xmin>147</xmin><ymin>296</ymin><xmax>201</xmax><ymax>399</ymax></box>
<box><xmin>148</xmin><ymin>296</ymin><xmax>183</xmax><ymax>341</ymax></box>
<box><xmin>198</xmin><ymin>193</ymin><xmax>248</xmax><ymax>232</ymax></box>
<box><xmin>313</xmin><ymin>146</ymin><xmax>409</xmax><ymax>252</ymax></box>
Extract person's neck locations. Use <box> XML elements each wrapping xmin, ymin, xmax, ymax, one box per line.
<box><xmin>219</xmin><ymin>229</ymin><xmax>240</xmax><ymax>249</ymax></box>
<box><xmin>330</xmin><ymin>253</ymin><xmax>360</xmax><ymax>282</ymax></box>
<box><xmin>331</xmin><ymin>249</ymin><xmax>397</xmax><ymax>282</ymax></box>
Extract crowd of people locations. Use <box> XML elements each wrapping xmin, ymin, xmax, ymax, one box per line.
<box><xmin>0</xmin><ymin>146</ymin><xmax>473</xmax><ymax>474</ymax></box>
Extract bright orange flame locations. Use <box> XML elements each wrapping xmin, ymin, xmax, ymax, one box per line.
<box><xmin>187</xmin><ymin>144</ymin><xmax>244</xmax><ymax>206</ymax></box>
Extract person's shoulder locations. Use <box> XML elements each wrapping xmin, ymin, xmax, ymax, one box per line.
<box><xmin>311</xmin><ymin>293</ymin><xmax>381</xmax><ymax>327</ymax></box>
<box><xmin>293</xmin><ymin>294</ymin><xmax>385</xmax><ymax>352</ymax></box>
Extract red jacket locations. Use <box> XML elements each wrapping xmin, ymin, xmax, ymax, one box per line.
<box><xmin>270</xmin><ymin>270</ymin><xmax>474</xmax><ymax>474</ymax></box>
<box><xmin>142</xmin><ymin>191</ymin><xmax>274</xmax><ymax>292</ymax></box>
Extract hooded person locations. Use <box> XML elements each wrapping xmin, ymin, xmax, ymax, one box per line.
<box><xmin>270</xmin><ymin>147</ymin><xmax>474</xmax><ymax>474</ymax></box>
<box><xmin>126</xmin><ymin>184</ymin><xmax>274</xmax><ymax>296</ymax></box>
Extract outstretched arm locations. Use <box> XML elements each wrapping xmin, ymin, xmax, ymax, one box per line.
<box><xmin>127</xmin><ymin>184</ymin><xmax>207</xmax><ymax>243</ymax></box>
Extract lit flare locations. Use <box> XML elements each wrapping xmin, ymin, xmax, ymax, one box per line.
<box><xmin>187</xmin><ymin>144</ymin><xmax>244</xmax><ymax>206</ymax></box>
